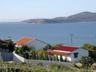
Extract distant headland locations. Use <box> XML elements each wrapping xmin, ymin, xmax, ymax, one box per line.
<box><xmin>22</xmin><ymin>12</ymin><xmax>96</xmax><ymax>24</ymax></box>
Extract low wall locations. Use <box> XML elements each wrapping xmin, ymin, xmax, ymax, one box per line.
<box><xmin>13</xmin><ymin>52</ymin><xmax>25</xmax><ymax>63</ymax></box>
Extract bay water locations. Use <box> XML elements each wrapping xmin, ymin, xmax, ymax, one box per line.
<box><xmin>0</xmin><ymin>22</ymin><xmax>96</xmax><ymax>46</ymax></box>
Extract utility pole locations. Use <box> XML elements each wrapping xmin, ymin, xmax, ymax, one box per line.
<box><xmin>70</xmin><ymin>34</ymin><xmax>74</xmax><ymax>46</ymax></box>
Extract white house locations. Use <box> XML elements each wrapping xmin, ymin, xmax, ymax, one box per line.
<box><xmin>47</xmin><ymin>44</ymin><xmax>88</xmax><ymax>62</ymax></box>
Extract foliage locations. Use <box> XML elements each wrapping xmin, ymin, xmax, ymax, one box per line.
<box><xmin>43</xmin><ymin>44</ymin><xmax>52</xmax><ymax>50</ymax></box>
<box><xmin>80</xmin><ymin>56</ymin><xmax>93</xmax><ymax>68</ymax></box>
<box><xmin>29</xmin><ymin>49</ymin><xmax>37</xmax><ymax>59</ymax></box>
<box><xmin>89</xmin><ymin>51</ymin><xmax>96</xmax><ymax>62</ymax></box>
<box><xmin>0</xmin><ymin>61</ymin><xmax>94</xmax><ymax>72</ymax></box>
<box><xmin>49</xmin><ymin>63</ymin><xmax>75</xmax><ymax>72</ymax></box>
<box><xmin>82</xmin><ymin>43</ymin><xmax>96</xmax><ymax>61</ymax></box>
<box><xmin>82</xmin><ymin>43</ymin><xmax>96</xmax><ymax>51</ymax></box>
<box><xmin>15</xmin><ymin>45</ymin><xmax>49</xmax><ymax>60</ymax></box>
<box><xmin>15</xmin><ymin>45</ymin><xmax>32</xmax><ymax>59</ymax></box>
<box><xmin>0</xmin><ymin>39</ymin><xmax>15</xmax><ymax>52</ymax></box>
<box><xmin>51</xmin><ymin>44</ymin><xmax>64</xmax><ymax>50</ymax></box>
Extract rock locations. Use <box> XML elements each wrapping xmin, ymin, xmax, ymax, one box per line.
<box><xmin>92</xmin><ymin>63</ymin><xmax>96</xmax><ymax>70</ymax></box>
<box><xmin>74</xmin><ymin>62</ymin><xmax>83</xmax><ymax>68</ymax></box>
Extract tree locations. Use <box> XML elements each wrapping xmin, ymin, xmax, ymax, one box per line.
<box><xmin>82</xmin><ymin>43</ymin><xmax>96</xmax><ymax>62</ymax></box>
<box><xmin>80</xmin><ymin>56</ymin><xmax>93</xmax><ymax>68</ymax></box>
<box><xmin>30</xmin><ymin>50</ymin><xmax>37</xmax><ymax>59</ymax></box>
<box><xmin>0</xmin><ymin>39</ymin><xmax>15</xmax><ymax>52</ymax></box>
<box><xmin>7</xmin><ymin>40</ymin><xmax>15</xmax><ymax>52</ymax></box>
<box><xmin>15</xmin><ymin>45</ymin><xmax>33</xmax><ymax>59</ymax></box>
<box><xmin>51</xmin><ymin>44</ymin><xmax>63</xmax><ymax>49</ymax></box>
<box><xmin>37</xmin><ymin>49</ymin><xmax>48</xmax><ymax>60</ymax></box>
<box><xmin>82</xmin><ymin>43</ymin><xmax>95</xmax><ymax>51</ymax></box>
<box><xmin>43</xmin><ymin>44</ymin><xmax>52</xmax><ymax>50</ymax></box>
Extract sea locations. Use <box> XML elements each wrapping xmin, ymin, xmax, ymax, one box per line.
<box><xmin>0</xmin><ymin>22</ymin><xmax>96</xmax><ymax>46</ymax></box>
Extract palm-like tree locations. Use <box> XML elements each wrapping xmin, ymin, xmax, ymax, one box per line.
<box><xmin>37</xmin><ymin>49</ymin><xmax>48</xmax><ymax>60</ymax></box>
<box><xmin>30</xmin><ymin>50</ymin><xmax>37</xmax><ymax>59</ymax></box>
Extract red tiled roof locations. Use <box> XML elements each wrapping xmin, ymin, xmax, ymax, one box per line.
<box><xmin>47</xmin><ymin>45</ymin><xmax>80</xmax><ymax>55</ymax></box>
<box><xmin>53</xmin><ymin>45</ymin><xmax>79</xmax><ymax>52</ymax></box>
<box><xmin>16</xmin><ymin>38</ymin><xmax>32</xmax><ymax>46</ymax></box>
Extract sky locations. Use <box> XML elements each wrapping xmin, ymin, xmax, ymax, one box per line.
<box><xmin>0</xmin><ymin>0</ymin><xmax>96</xmax><ymax>22</ymax></box>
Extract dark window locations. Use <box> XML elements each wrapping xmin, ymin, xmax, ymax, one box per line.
<box><xmin>74</xmin><ymin>52</ymin><xmax>78</xmax><ymax>58</ymax></box>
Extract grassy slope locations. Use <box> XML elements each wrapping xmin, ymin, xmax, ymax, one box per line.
<box><xmin>0</xmin><ymin>62</ymin><xmax>94</xmax><ymax>72</ymax></box>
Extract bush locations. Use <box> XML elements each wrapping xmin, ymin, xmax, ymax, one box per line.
<box><xmin>80</xmin><ymin>56</ymin><xmax>93</xmax><ymax>68</ymax></box>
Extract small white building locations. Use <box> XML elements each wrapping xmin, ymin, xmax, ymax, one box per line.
<box><xmin>47</xmin><ymin>45</ymin><xmax>88</xmax><ymax>62</ymax></box>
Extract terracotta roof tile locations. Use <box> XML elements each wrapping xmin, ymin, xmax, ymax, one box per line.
<box><xmin>16</xmin><ymin>38</ymin><xmax>32</xmax><ymax>46</ymax></box>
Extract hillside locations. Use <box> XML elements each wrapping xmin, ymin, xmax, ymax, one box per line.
<box><xmin>22</xmin><ymin>12</ymin><xmax>96</xmax><ymax>23</ymax></box>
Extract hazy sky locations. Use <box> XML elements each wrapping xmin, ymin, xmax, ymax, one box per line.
<box><xmin>0</xmin><ymin>0</ymin><xmax>96</xmax><ymax>22</ymax></box>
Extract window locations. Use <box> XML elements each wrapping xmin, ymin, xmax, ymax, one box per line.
<box><xmin>74</xmin><ymin>52</ymin><xmax>78</xmax><ymax>58</ymax></box>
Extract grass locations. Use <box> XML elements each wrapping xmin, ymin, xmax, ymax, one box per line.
<box><xmin>0</xmin><ymin>61</ymin><xmax>95</xmax><ymax>72</ymax></box>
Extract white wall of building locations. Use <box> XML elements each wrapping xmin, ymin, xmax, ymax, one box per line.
<box><xmin>70</xmin><ymin>48</ymin><xmax>88</xmax><ymax>62</ymax></box>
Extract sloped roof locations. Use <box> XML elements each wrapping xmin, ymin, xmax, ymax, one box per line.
<box><xmin>48</xmin><ymin>45</ymin><xmax>79</xmax><ymax>54</ymax></box>
<box><xmin>54</xmin><ymin>45</ymin><xmax>79</xmax><ymax>52</ymax></box>
<box><xmin>16</xmin><ymin>38</ymin><xmax>32</xmax><ymax>46</ymax></box>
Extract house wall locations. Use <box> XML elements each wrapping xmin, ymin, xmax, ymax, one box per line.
<box><xmin>0</xmin><ymin>52</ymin><xmax>13</xmax><ymax>61</ymax></box>
<box><xmin>0</xmin><ymin>48</ymin><xmax>13</xmax><ymax>61</ymax></box>
<box><xmin>70</xmin><ymin>48</ymin><xmax>88</xmax><ymax>62</ymax></box>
